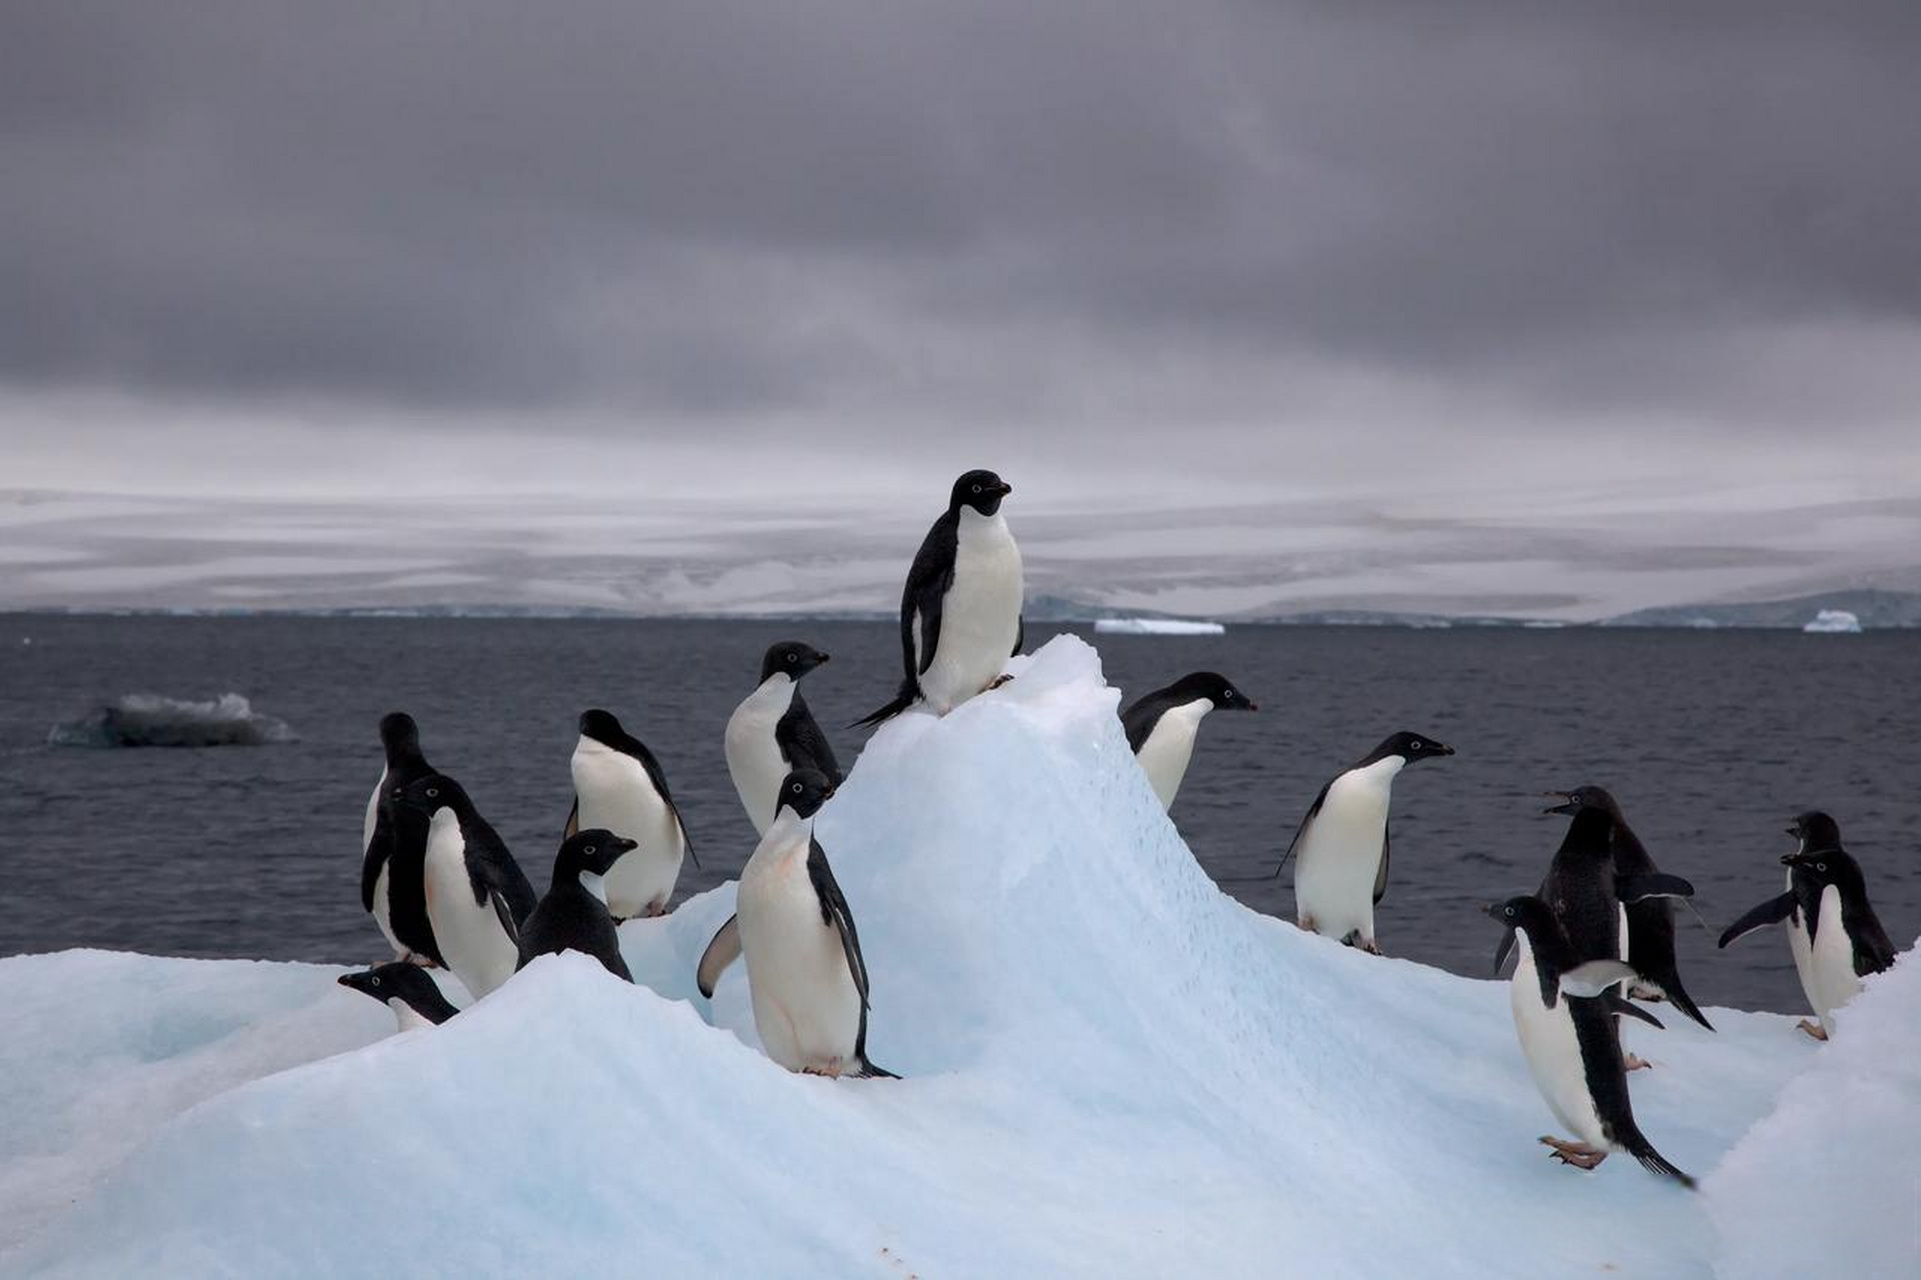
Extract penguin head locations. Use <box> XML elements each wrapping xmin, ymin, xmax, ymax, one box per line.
<box><xmin>393</xmin><ymin>772</ymin><xmax>461</xmax><ymax>814</ymax></box>
<box><xmin>1379</xmin><ymin>731</ymin><xmax>1452</xmax><ymax>763</ymax></box>
<box><xmin>1779</xmin><ymin>848</ymin><xmax>1859</xmax><ymax>892</ymax></box>
<box><xmin>558</xmin><ymin>829</ymin><xmax>638</xmax><ymax>877</ymax></box>
<box><xmin>775</xmin><ymin>768</ymin><xmax>837</xmax><ymax>820</ymax></box>
<box><xmin>337</xmin><ymin>962</ymin><xmax>442</xmax><ymax>1009</ymax></box>
<box><xmin>761</xmin><ymin>641</ymin><xmax>831</xmax><ymax>683</ymax></box>
<box><xmin>1166</xmin><ymin>671</ymin><xmax>1258</xmax><ymax>712</ymax></box>
<box><xmin>1542</xmin><ymin>784</ymin><xmax>1618</xmax><ymax>817</ymax></box>
<box><xmin>1483</xmin><ymin>895</ymin><xmax>1557</xmax><ymax>941</ymax></box>
<box><xmin>378</xmin><ymin>712</ymin><xmax>421</xmax><ymax>758</ymax></box>
<box><xmin>1787</xmin><ymin>809</ymin><xmax>1842</xmax><ymax>852</ymax></box>
<box><xmin>950</xmin><ymin>469</ymin><xmax>1012</xmax><ymax>516</ymax></box>
<box><xmin>578</xmin><ymin>708</ymin><xmax>629</xmax><ymax>746</ymax></box>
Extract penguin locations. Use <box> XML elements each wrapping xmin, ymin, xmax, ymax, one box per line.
<box><xmin>337</xmin><ymin>962</ymin><xmax>459</xmax><ymax>1032</ymax></box>
<box><xmin>496</xmin><ymin>829</ymin><xmax>637</xmax><ymax>983</ymax></box>
<box><xmin>725</xmin><ymin>641</ymin><xmax>841</xmax><ymax>836</ymax></box>
<box><xmin>1484</xmin><ymin>896</ymin><xmax>1694</xmax><ymax>1188</ymax></box>
<box><xmin>566</xmin><ymin>708</ymin><xmax>695</xmax><ymax>920</ymax></box>
<box><xmin>1720</xmin><ymin>812</ymin><xmax>1895</xmax><ymax>1039</ymax></box>
<box><xmin>359</xmin><ymin>712</ymin><xmax>438</xmax><ymax>964</ymax></box>
<box><xmin>1119</xmin><ymin>672</ymin><xmax>1258</xmax><ymax>811</ymax></box>
<box><xmin>1284</xmin><ymin>731</ymin><xmax>1454</xmax><ymax>953</ymax></box>
<box><xmin>854</xmin><ymin>469</ymin><xmax>1023</xmax><ymax>727</ymax></box>
<box><xmin>393</xmin><ymin>773</ymin><xmax>537</xmax><ymax>1000</ymax></box>
<box><xmin>1589</xmin><ymin>788</ymin><xmax>1713</xmax><ymax>1031</ymax></box>
<box><xmin>721</xmin><ymin>769</ymin><xmax>894</xmax><ymax>1078</ymax></box>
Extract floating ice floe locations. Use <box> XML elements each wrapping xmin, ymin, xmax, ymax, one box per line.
<box><xmin>1</xmin><ymin>637</ymin><xmax>1912</xmax><ymax>1277</ymax></box>
<box><xmin>1801</xmin><ymin>609</ymin><xmax>1863</xmax><ymax>634</ymax></box>
<box><xmin>46</xmin><ymin>693</ymin><xmax>296</xmax><ymax>748</ymax></box>
<box><xmin>1093</xmin><ymin>616</ymin><xmax>1225</xmax><ymax>636</ymax></box>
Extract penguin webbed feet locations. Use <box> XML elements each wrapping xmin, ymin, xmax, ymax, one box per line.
<box><xmin>1796</xmin><ymin>1019</ymin><xmax>1829</xmax><ymax>1041</ymax></box>
<box><xmin>1338</xmin><ymin>929</ymin><xmax>1382</xmax><ymax>956</ymax></box>
<box><xmin>1539</xmin><ymin>1136</ymin><xmax>1607</xmax><ymax>1170</ymax></box>
<box><xmin>1623</xmin><ymin>1053</ymin><xmax>1653</xmax><ymax>1072</ymax></box>
<box><xmin>983</xmin><ymin>673</ymin><xmax>1015</xmax><ymax>692</ymax></box>
<box><xmin>1628</xmin><ymin>983</ymin><xmax>1666</xmax><ymax>1003</ymax></box>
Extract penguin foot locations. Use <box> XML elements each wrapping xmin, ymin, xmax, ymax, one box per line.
<box><xmin>1539</xmin><ymin>1136</ymin><xmax>1607</xmax><ymax>1170</ymax></box>
<box><xmin>1629</xmin><ymin>984</ymin><xmax>1667</xmax><ymax>1003</ymax></box>
<box><xmin>1298</xmin><ymin>915</ymin><xmax>1317</xmax><ymax>934</ymax></box>
<box><xmin>984</xmin><ymin>674</ymin><xmax>1015</xmax><ymax>692</ymax></box>
<box><xmin>1624</xmin><ymin>1053</ymin><xmax>1653</xmax><ymax>1072</ymax></box>
<box><xmin>1796</xmin><ymin>1019</ymin><xmax>1829</xmax><ymax>1041</ymax></box>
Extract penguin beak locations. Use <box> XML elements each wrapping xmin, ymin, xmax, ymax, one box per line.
<box><xmin>1438</xmin><ymin>743</ymin><xmax>1456</xmax><ymax>756</ymax></box>
<box><xmin>1783</xmin><ymin>823</ymin><xmax>1800</xmax><ymax>837</ymax></box>
<box><xmin>994</xmin><ymin>481</ymin><xmax>1013</xmax><ymax>496</ymax></box>
<box><xmin>616</xmin><ymin>837</ymin><xmax>639</xmax><ymax>853</ymax></box>
<box><xmin>1245</xmin><ymin>701</ymin><xmax>1259</xmax><ymax>711</ymax></box>
<box><xmin>1480</xmin><ymin>902</ymin><xmax>1505</xmax><ymax>920</ymax></box>
<box><xmin>822</xmin><ymin>784</ymin><xmax>839</xmax><ymax>801</ymax></box>
<box><xmin>1541</xmin><ymin>791</ymin><xmax>1577</xmax><ymax>816</ymax></box>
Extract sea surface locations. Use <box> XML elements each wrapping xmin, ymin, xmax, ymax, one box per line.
<box><xmin>1</xmin><ymin>615</ymin><xmax>1914</xmax><ymax>1013</ymax></box>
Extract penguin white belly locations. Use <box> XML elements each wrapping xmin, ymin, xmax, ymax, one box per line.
<box><xmin>388</xmin><ymin>998</ymin><xmax>437</xmax><ymax>1033</ymax></box>
<box><xmin>422</xmin><ymin>812</ymin><xmax>518</xmax><ymax>999</ymax></box>
<box><xmin>737</xmin><ymin>826</ymin><xmax>862</xmax><ymax>1073</ymax></box>
<box><xmin>1510</xmin><ymin>937</ymin><xmax>1608</xmax><ymax>1149</ymax></box>
<box><xmin>918</xmin><ymin>511</ymin><xmax>1023</xmax><ymax>714</ymax></box>
<box><xmin>572</xmin><ymin>739</ymin><xmax>686</xmax><ymax>918</ymax></box>
<box><xmin>1785</xmin><ymin>868</ymin><xmax>1817</xmax><ymax>1014</ymax></box>
<box><xmin>723</xmin><ymin>677</ymin><xmax>795</xmax><ymax>836</ymax></box>
<box><xmin>1293</xmin><ymin>760</ymin><xmax>1401</xmax><ymax>944</ymax></box>
<box><xmin>1807</xmin><ymin>886</ymin><xmax>1861</xmax><ymax>1034</ymax></box>
<box><xmin>1135</xmin><ymin>700</ymin><xmax>1209</xmax><ymax>811</ymax></box>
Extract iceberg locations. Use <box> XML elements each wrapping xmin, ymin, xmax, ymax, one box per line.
<box><xmin>1801</xmin><ymin>609</ymin><xmax>1863</xmax><ymax>634</ymax></box>
<box><xmin>2</xmin><ymin>637</ymin><xmax>1912</xmax><ymax>1277</ymax></box>
<box><xmin>47</xmin><ymin>693</ymin><xmax>295</xmax><ymax>748</ymax></box>
<box><xmin>1093</xmin><ymin>617</ymin><xmax>1225</xmax><ymax>636</ymax></box>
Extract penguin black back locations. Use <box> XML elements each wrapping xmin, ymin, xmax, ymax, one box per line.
<box><xmin>509</xmin><ymin>830</ymin><xmax>637</xmax><ymax>982</ymax></box>
<box><xmin>1118</xmin><ymin>672</ymin><xmax>1257</xmax><ymax>753</ymax></box>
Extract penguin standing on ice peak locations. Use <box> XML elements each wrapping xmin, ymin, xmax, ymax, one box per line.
<box><xmin>1119</xmin><ymin>672</ymin><xmax>1257</xmax><ymax>811</ymax></box>
<box><xmin>1284</xmin><ymin>731</ymin><xmax>1454</xmax><ymax>953</ymax></box>
<box><xmin>708</xmin><ymin>769</ymin><xmax>894</xmax><ymax>1078</ymax></box>
<box><xmin>855</xmin><ymin>470</ymin><xmax>1023</xmax><ymax>727</ymax></box>
<box><xmin>725</xmin><ymin>641</ymin><xmax>841</xmax><ymax>837</ymax></box>
<box><xmin>1484</xmin><ymin>897</ymin><xmax>1695</xmax><ymax>1189</ymax></box>
<box><xmin>360</xmin><ymin>712</ymin><xmax>439</xmax><ymax>965</ymax></box>
<box><xmin>1720</xmin><ymin>812</ymin><xmax>1894</xmax><ymax>1039</ymax></box>
<box><xmin>338</xmin><ymin>962</ymin><xmax>460</xmax><ymax>1032</ymax></box>
<box><xmin>566</xmin><ymin>708</ymin><xmax>695</xmax><ymax>920</ymax></box>
<box><xmin>497</xmin><ymin>829</ymin><xmax>637</xmax><ymax>983</ymax></box>
<box><xmin>393</xmin><ymin>773</ymin><xmax>536</xmax><ymax>1001</ymax></box>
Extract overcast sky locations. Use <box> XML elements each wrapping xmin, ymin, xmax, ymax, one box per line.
<box><xmin>5</xmin><ymin>2</ymin><xmax>1919</xmax><ymax>529</ymax></box>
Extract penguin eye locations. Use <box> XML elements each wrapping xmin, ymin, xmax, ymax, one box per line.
<box><xmin>1815</xmin><ymin>861</ymin><xmax>1826</xmax><ymax>872</ymax></box>
<box><xmin>426</xmin><ymin>787</ymin><xmax>439</xmax><ymax>799</ymax></box>
<box><xmin>370</xmin><ymin>976</ymin><xmax>382</xmax><ymax>987</ymax></box>
<box><xmin>971</xmin><ymin>484</ymin><xmax>981</xmax><ymax>494</ymax></box>
<box><xmin>584</xmin><ymin>844</ymin><xmax>597</xmax><ymax>855</ymax></box>
<box><xmin>786</xmin><ymin>653</ymin><xmax>797</xmax><ymax>663</ymax></box>
<box><xmin>791</xmin><ymin>782</ymin><xmax>803</xmax><ymax>793</ymax></box>
<box><xmin>1411</xmin><ymin>740</ymin><xmax>1423</xmax><ymax>750</ymax></box>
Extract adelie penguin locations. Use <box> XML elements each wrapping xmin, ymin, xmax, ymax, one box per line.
<box><xmin>1719</xmin><ymin>811</ymin><xmax>1895</xmax><ymax>1040</ymax></box>
<box><xmin>1280</xmin><ymin>731</ymin><xmax>1454</xmax><ymax>954</ymax></box>
<box><xmin>337</xmin><ymin>962</ymin><xmax>460</xmax><ymax>1032</ymax></box>
<box><xmin>1485</xmin><ymin>896</ymin><xmax>1695</xmax><ymax>1189</ymax></box>
<box><xmin>696</xmin><ymin>769</ymin><xmax>894</xmax><ymax>1079</ymax></box>
<box><xmin>393</xmin><ymin>773</ymin><xmax>537</xmax><ymax>1001</ymax></box>
<box><xmin>725</xmin><ymin>642</ymin><xmax>841</xmax><ymax>837</ymax></box>
<box><xmin>360</xmin><ymin>712</ymin><xmax>439</xmax><ymax>965</ymax></box>
<box><xmin>855</xmin><ymin>469</ymin><xmax>1023</xmax><ymax>727</ymax></box>
<box><xmin>566</xmin><ymin>709</ymin><xmax>695</xmax><ymax>920</ymax></box>
<box><xmin>493</xmin><ymin>829</ymin><xmax>636</xmax><ymax>983</ymax></box>
<box><xmin>1119</xmin><ymin>672</ymin><xmax>1257</xmax><ymax>812</ymax></box>
<box><xmin>1582</xmin><ymin>787</ymin><xmax>1712</xmax><ymax>1031</ymax></box>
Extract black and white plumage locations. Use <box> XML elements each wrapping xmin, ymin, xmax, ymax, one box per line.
<box><xmin>1285</xmin><ymin>731</ymin><xmax>1454</xmax><ymax>953</ymax></box>
<box><xmin>1720</xmin><ymin>812</ymin><xmax>1895</xmax><ymax>1039</ymax></box>
<box><xmin>566</xmin><ymin>708</ymin><xmax>695</xmax><ymax>920</ymax></box>
<box><xmin>1485</xmin><ymin>896</ymin><xmax>1694</xmax><ymax>1189</ymax></box>
<box><xmin>497</xmin><ymin>830</ymin><xmax>635</xmax><ymax>983</ymax></box>
<box><xmin>1587</xmin><ymin>789</ymin><xmax>1713</xmax><ymax>1031</ymax></box>
<box><xmin>854</xmin><ymin>470</ymin><xmax>1023</xmax><ymax>728</ymax></box>
<box><xmin>337</xmin><ymin>962</ymin><xmax>459</xmax><ymax>1032</ymax></box>
<box><xmin>360</xmin><ymin>712</ymin><xmax>438</xmax><ymax>965</ymax></box>
<box><xmin>393</xmin><ymin>773</ymin><xmax>537</xmax><ymax>1001</ymax></box>
<box><xmin>725</xmin><ymin>642</ymin><xmax>841</xmax><ymax>837</ymax></box>
<box><xmin>720</xmin><ymin>769</ymin><xmax>894</xmax><ymax>1078</ymax></box>
<box><xmin>1119</xmin><ymin>672</ymin><xmax>1257</xmax><ymax>811</ymax></box>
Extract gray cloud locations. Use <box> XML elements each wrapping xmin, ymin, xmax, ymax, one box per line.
<box><xmin>3</xmin><ymin>0</ymin><xmax>1920</xmax><ymax>460</ymax></box>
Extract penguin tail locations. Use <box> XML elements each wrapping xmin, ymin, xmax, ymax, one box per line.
<box><xmin>851</xmin><ymin>678</ymin><xmax>918</xmax><ymax>730</ymax></box>
<box><xmin>1622</xmin><ymin>1127</ymin><xmax>1695</xmax><ymax>1190</ymax></box>
<box><xmin>1663</xmin><ymin>978</ymin><xmax>1715</xmax><ymax>1033</ymax></box>
<box><xmin>854</xmin><ymin>1059</ymin><xmax>900</xmax><ymax>1080</ymax></box>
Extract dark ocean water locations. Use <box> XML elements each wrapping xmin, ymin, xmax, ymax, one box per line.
<box><xmin>0</xmin><ymin>615</ymin><xmax>1914</xmax><ymax>1013</ymax></box>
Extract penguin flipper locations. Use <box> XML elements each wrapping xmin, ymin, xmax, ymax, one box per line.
<box><xmin>489</xmin><ymin>890</ymin><xmax>523</xmax><ymax>967</ymax></box>
<box><xmin>807</xmin><ymin>839</ymin><xmax>881</xmax><ymax>1067</ymax></box>
<box><xmin>1845</xmin><ymin>903</ymin><xmax>1898</xmax><ymax>977</ymax></box>
<box><xmin>1616</xmin><ymin>872</ymin><xmax>1695</xmax><ymax>903</ymax></box>
<box><xmin>563</xmin><ymin>797</ymin><xmax>579</xmax><ymax>840</ymax></box>
<box><xmin>1560</xmin><ymin>959</ymin><xmax>1638</xmax><ymax>998</ymax></box>
<box><xmin>778</xmin><ymin>694</ymin><xmax>842</xmax><ymax>787</ymax></box>
<box><xmin>696</xmin><ymin>914</ymin><xmax>742</xmax><ymax>999</ymax></box>
<box><xmin>1619</xmin><ymin>1125</ymin><xmax>1695</xmax><ymax>1190</ymax></box>
<box><xmin>1653</xmin><ymin>973</ymin><xmax>1714</xmax><ymax>1031</ymax></box>
<box><xmin>1716</xmin><ymin>891</ymin><xmax>1796</xmax><ymax>948</ymax></box>
<box><xmin>1602</xmin><ymin>991</ymin><xmax>1666</xmax><ymax>1030</ymax></box>
<box><xmin>1372</xmin><ymin>822</ymin><xmax>1391</xmax><ymax>905</ymax></box>
<box><xmin>1493</xmin><ymin>926</ymin><xmax>1517</xmax><ymax>975</ymax></box>
<box><xmin>851</xmin><ymin>679</ymin><xmax>918</xmax><ymax>729</ymax></box>
<box><xmin>854</xmin><ymin>1059</ymin><xmax>900</xmax><ymax>1080</ymax></box>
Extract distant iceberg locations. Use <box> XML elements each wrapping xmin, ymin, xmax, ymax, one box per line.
<box><xmin>4</xmin><ymin>636</ymin><xmax>1912</xmax><ymax>1277</ymax></box>
<box><xmin>1802</xmin><ymin>609</ymin><xmax>1863</xmax><ymax>634</ymax></box>
<box><xmin>48</xmin><ymin>693</ymin><xmax>295</xmax><ymax>748</ymax></box>
<box><xmin>1092</xmin><ymin>617</ymin><xmax>1225</xmax><ymax>636</ymax></box>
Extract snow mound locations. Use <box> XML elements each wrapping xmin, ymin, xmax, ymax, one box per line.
<box><xmin>3</xmin><ymin>637</ymin><xmax>1911</xmax><ymax>1277</ymax></box>
<box><xmin>47</xmin><ymin>692</ymin><xmax>295</xmax><ymax>747</ymax></box>
<box><xmin>1801</xmin><ymin>609</ymin><xmax>1863</xmax><ymax>634</ymax></box>
<box><xmin>1093</xmin><ymin>616</ymin><xmax>1225</xmax><ymax>635</ymax></box>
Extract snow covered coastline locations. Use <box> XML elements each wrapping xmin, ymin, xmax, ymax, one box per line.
<box><xmin>2</xmin><ymin>637</ymin><xmax>1912</xmax><ymax>1277</ymax></box>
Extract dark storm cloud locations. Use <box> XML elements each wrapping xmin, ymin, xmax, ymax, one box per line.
<box><xmin>3</xmin><ymin>1</ymin><xmax>1919</xmax><ymax>425</ymax></box>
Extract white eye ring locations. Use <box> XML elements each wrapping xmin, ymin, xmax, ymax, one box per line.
<box><xmin>584</xmin><ymin>845</ymin><xmax>597</xmax><ymax>855</ymax></box>
<box><xmin>792</xmin><ymin>782</ymin><xmax>802</xmax><ymax>793</ymax></box>
<box><xmin>370</xmin><ymin>976</ymin><xmax>382</xmax><ymax>986</ymax></box>
<box><xmin>786</xmin><ymin>653</ymin><xmax>797</xmax><ymax>662</ymax></box>
<box><xmin>1816</xmin><ymin>862</ymin><xmax>1826</xmax><ymax>872</ymax></box>
<box><xmin>1411</xmin><ymin>740</ymin><xmax>1423</xmax><ymax>750</ymax></box>
<box><xmin>1504</xmin><ymin>906</ymin><xmax>1514</xmax><ymax>917</ymax></box>
<box><xmin>426</xmin><ymin>788</ymin><xmax>439</xmax><ymax>798</ymax></box>
<box><xmin>971</xmin><ymin>484</ymin><xmax>981</xmax><ymax>493</ymax></box>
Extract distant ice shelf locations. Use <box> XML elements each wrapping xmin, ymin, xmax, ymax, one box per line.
<box><xmin>1802</xmin><ymin>609</ymin><xmax>1863</xmax><ymax>634</ymax></box>
<box><xmin>1092</xmin><ymin>617</ymin><xmax>1225</xmax><ymax>636</ymax></box>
